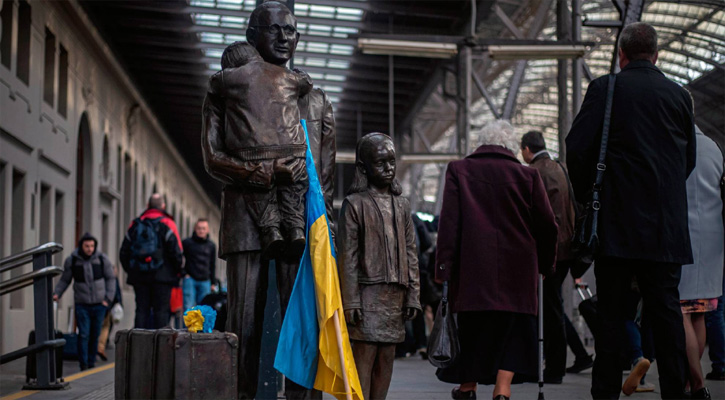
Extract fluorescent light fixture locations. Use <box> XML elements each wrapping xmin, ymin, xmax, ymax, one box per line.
<box><xmin>335</xmin><ymin>151</ymin><xmax>461</xmax><ymax>164</ymax></box>
<box><xmin>358</xmin><ymin>38</ymin><xmax>458</xmax><ymax>58</ymax></box>
<box><xmin>487</xmin><ymin>45</ymin><xmax>588</xmax><ymax>60</ymax></box>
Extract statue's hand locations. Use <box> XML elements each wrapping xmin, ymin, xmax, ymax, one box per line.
<box><xmin>274</xmin><ymin>156</ymin><xmax>306</xmax><ymax>184</ymax></box>
<box><xmin>404</xmin><ymin>307</ymin><xmax>418</xmax><ymax>321</ymax></box>
<box><xmin>344</xmin><ymin>309</ymin><xmax>362</xmax><ymax>325</ymax></box>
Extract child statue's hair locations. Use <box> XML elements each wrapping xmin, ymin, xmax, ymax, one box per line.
<box><xmin>221</xmin><ymin>41</ymin><xmax>261</xmax><ymax>69</ymax></box>
<box><xmin>348</xmin><ymin>132</ymin><xmax>403</xmax><ymax>195</ymax></box>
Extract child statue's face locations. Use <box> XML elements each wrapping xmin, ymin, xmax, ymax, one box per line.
<box><xmin>362</xmin><ymin>139</ymin><xmax>396</xmax><ymax>190</ymax></box>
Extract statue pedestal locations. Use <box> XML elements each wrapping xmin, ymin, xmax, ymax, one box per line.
<box><xmin>257</xmin><ymin>262</ymin><xmax>282</xmax><ymax>399</ymax></box>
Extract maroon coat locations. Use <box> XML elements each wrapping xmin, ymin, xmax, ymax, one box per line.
<box><xmin>435</xmin><ymin>145</ymin><xmax>558</xmax><ymax>316</ymax></box>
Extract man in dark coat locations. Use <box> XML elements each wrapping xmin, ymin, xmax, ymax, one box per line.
<box><xmin>201</xmin><ymin>2</ymin><xmax>335</xmax><ymax>399</ymax></box>
<box><xmin>566</xmin><ymin>22</ymin><xmax>695</xmax><ymax>399</ymax></box>
<box><xmin>522</xmin><ymin>130</ymin><xmax>578</xmax><ymax>384</ymax></box>
<box><xmin>181</xmin><ymin>218</ymin><xmax>217</xmax><ymax>310</ymax></box>
<box><xmin>120</xmin><ymin>194</ymin><xmax>184</xmax><ymax>329</ymax></box>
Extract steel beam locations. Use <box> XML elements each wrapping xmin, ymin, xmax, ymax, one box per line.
<box><xmin>498</xmin><ymin>0</ymin><xmax>555</xmax><ymax>121</ymax></box>
<box><xmin>582</xmin><ymin>60</ymin><xmax>595</xmax><ymax>81</ymax></box>
<box><xmin>610</xmin><ymin>0</ymin><xmax>646</xmax><ymax>73</ymax></box>
<box><xmin>502</xmin><ymin>60</ymin><xmax>527</xmax><ymax>120</ymax></box>
<box><xmin>457</xmin><ymin>45</ymin><xmax>472</xmax><ymax>155</ymax></box>
<box><xmin>557</xmin><ymin>0</ymin><xmax>572</xmax><ymax>159</ymax></box>
<box><xmin>471</xmin><ymin>70</ymin><xmax>501</xmax><ymax>119</ymax></box>
<box><xmin>572</xmin><ymin>0</ymin><xmax>583</xmax><ymax>116</ymax></box>
<box><xmin>494</xmin><ymin>4</ymin><xmax>525</xmax><ymax>39</ymax></box>
<box><xmin>389</xmin><ymin>54</ymin><xmax>395</xmax><ymax>139</ymax></box>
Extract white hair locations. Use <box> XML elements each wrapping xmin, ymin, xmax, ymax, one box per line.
<box><xmin>475</xmin><ymin>120</ymin><xmax>519</xmax><ymax>154</ymax></box>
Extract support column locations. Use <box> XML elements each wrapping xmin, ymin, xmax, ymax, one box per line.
<box><xmin>456</xmin><ymin>46</ymin><xmax>472</xmax><ymax>156</ymax></box>
<box><xmin>557</xmin><ymin>0</ymin><xmax>572</xmax><ymax>160</ymax></box>
<box><xmin>572</xmin><ymin>0</ymin><xmax>583</xmax><ymax>116</ymax></box>
<box><xmin>389</xmin><ymin>54</ymin><xmax>395</xmax><ymax>140</ymax></box>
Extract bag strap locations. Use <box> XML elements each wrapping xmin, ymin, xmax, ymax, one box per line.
<box><xmin>556</xmin><ymin>160</ymin><xmax>579</xmax><ymax>219</ymax></box>
<box><xmin>591</xmin><ymin>73</ymin><xmax>617</xmax><ymax>208</ymax></box>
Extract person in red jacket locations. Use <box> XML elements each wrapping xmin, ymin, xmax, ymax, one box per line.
<box><xmin>120</xmin><ymin>193</ymin><xmax>183</xmax><ymax>329</ymax></box>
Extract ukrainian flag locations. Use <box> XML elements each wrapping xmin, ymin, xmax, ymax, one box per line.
<box><xmin>275</xmin><ymin>120</ymin><xmax>364</xmax><ymax>400</ymax></box>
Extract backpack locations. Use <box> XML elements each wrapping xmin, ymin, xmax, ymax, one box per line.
<box><xmin>128</xmin><ymin>217</ymin><xmax>166</xmax><ymax>272</ymax></box>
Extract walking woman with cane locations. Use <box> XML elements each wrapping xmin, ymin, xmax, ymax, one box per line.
<box><xmin>434</xmin><ymin>120</ymin><xmax>558</xmax><ymax>400</ymax></box>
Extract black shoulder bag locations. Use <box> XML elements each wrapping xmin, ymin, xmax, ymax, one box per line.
<box><xmin>572</xmin><ymin>73</ymin><xmax>617</xmax><ymax>260</ymax></box>
<box><xmin>427</xmin><ymin>281</ymin><xmax>459</xmax><ymax>369</ymax></box>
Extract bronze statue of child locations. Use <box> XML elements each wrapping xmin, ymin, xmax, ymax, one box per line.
<box><xmin>338</xmin><ymin>132</ymin><xmax>422</xmax><ymax>400</ymax></box>
<box><xmin>208</xmin><ymin>41</ymin><xmax>312</xmax><ymax>259</ymax></box>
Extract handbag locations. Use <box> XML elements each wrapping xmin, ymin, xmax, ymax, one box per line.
<box><xmin>572</xmin><ymin>73</ymin><xmax>617</xmax><ymax>260</ymax></box>
<box><xmin>111</xmin><ymin>303</ymin><xmax>124</xmax><ymax>324</ymax></box>
<box><xmin>427</xmin><ymin>281</ymin><xmax>459</xmax><ymax>369</ymax></box>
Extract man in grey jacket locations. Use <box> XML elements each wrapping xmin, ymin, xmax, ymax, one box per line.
<box><xmin>53</xmin><ymin>232</ymin><xmax>116</xmax><ymax>370</ymax></box>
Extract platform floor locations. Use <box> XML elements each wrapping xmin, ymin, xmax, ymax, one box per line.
<box><xmin>1</xmin><ymin>349</ymin><xmax>722</xmax><ymax>399</ymax></box>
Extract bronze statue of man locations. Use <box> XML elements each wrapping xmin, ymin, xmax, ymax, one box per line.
<box><xmin>201</xmin><ymin>2</ymin><xmax>335</xmax><ymax>399</ymax></box>
<box><xmin>338</xmin><ymin>133</ymin><xmax>421</xmax><ymax>400</ymax></box>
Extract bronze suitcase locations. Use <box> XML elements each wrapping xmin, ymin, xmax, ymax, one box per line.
<box><xmin>115</xmin><ymin>329</ymin><xmax>238</xmax><ymax>399</ymax></box>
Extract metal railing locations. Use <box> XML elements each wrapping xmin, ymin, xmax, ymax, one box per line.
<box><xmin>0</xmin><ymin>242</ymin><xmax>69</xmax><ymax>390</ymax></box>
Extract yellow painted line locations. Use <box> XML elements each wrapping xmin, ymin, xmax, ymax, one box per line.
<box><xmin>0</xmin><ymin>362</ymin><xmax>115</xmax><ymax>400</ymax></box>
<box><xmin>0</xmin><ymin>391</ymin><xmax>39</xmax><ymax>400</ymax></box>
<box><xmin>64</xmin><ymin>362</ymin><xmax>115</xmax><ymax>382</ymax></box>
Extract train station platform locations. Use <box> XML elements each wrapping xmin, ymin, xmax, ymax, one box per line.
<box><xmin>2</xmin><ymin>348</ymin><xmax>723</xmax><ymax>400</ymax></box>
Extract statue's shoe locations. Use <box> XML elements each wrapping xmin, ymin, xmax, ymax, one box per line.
<box><xmin>261</xmin><ymin>227</ymin><xmax>285</xmax><ymax>260</ymax></box>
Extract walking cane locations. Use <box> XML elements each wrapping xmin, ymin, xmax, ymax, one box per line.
<box><xmin>538</xmin><ymin>274</ymin><xmax>545</xmax><ymax>400</ymax></box>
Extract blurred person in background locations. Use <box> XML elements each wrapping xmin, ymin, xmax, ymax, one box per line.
<box><xmin>182</xmin><ymin>218</ymin><xmax>217</xmax><ymax>310</ymax></box>
<box><xmin>96</xmin><ymin>265</ymin><xmax>122</xmax><ymax>361</ymax></box>
<box><xmin>120</xmin><ymin>194</ymin><xmax>183</xmax><ymax>329</ymax></box>
<box><xmin>678</xmin><ymin>127</ymin><xmax>724</xmax><ymax>399</ymax></box>
<box><xmin>53</xmin><ymin>233</ymin><xmax>116</xmax><ymax>370</ymax></box>
<box><xmin>521</xmin><ymin>130</ymin><xmax>577</xmax><ymax>384</ymax></box>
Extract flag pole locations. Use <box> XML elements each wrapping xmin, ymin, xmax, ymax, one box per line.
<box><xmin>333</xmin><ymin>310</ymin><xmax>354</xmax><ymax>400</ymax></box>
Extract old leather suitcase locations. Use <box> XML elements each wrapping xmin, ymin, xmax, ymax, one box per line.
<box><xmin>114</xmin><ymin>329</ymin><xmax>238</xmax><ymax>399</ymax></box>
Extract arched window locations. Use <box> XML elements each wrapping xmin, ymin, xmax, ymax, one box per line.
<box><xmin>75</xmin><ymin>113</ymin><xmax>93</xmax><ymax>242</ymax></box>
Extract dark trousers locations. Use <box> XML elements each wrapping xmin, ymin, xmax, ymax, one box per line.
<box><xmin>133</xmin><ymin>283</ymin><xmax>173</xmax><ymax>329</ymax></box>
<box><xmin>564</xmin><ymin>313</ymin><xmax>589</xmax><ymax>360</ymax></box>
<box><xmin>543</xmin><ymin>260</ymin><xmax>573</xmax><ymax>379</ymax></box>
<box><xmin>75</xmin><ymin>303</ymin><xmax>107</xmax><ymax>369</ymax></box>
<box><xmin>226</xmin><ymin>251</ymin><xmax>321</xmax><ymax>400</ymax></box>
<box><xmin>591</xmin><ymin>258</ymin><xmax>686</xmax><ymax>399</ymax></box>
<box><xmin>351</xmin><ymin>341</ymin><xmax>396</xmax><ymax>400</ymax></box>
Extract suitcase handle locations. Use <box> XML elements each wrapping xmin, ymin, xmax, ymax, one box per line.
<box><xmin>575</xmin><ymin>283</ymin><xmax>593</xmax><ymax>300</ymax></box>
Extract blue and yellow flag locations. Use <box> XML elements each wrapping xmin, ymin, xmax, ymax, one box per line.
<box><xmin>275</xmin><ymin>120</ymin><xmax>363</xmax><ymax>400</ymax></box>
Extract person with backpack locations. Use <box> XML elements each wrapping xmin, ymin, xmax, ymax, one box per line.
<box><xmin>53</xmin><ymin>232</ymin><xmax>116</xmax><ymax>370</ymax></box>
<box><xmin>120</xmin><ymin>193</ymin><xmax>183</xmax><ymax>329</ymax></box>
